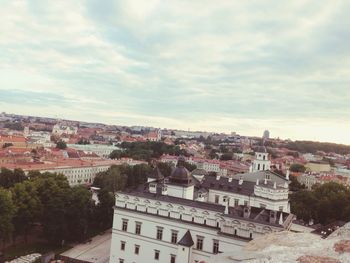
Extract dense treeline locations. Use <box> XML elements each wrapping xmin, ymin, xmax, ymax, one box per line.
<box><xmin>92</xmin><ymin>162</ymin><xmax>188</xmax><ymax>193</ymax></box>
<box><xmin>285</xmin><ymin>140</ymin><xmax>350</xmax><ymax>155</ymax></box>
<box><xmin>110</xmin><ymin>141</ymin><xmax>189</xmax><ymax>161</ymax></box>
<box><xmin>93</xmin><ymin>164</ymin><xmax>152</xmax><ymax>192</ymax></box>
<box><xmin>0</xmin><ymin>169</ymin><xmax>114</xmax><ymax>247</ymax></box>
<box><xmin>290</xmin><ymin>182</ymin><xmax>350</xmax><ymax>224</ymax></box>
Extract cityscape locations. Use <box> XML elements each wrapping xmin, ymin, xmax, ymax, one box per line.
<box><xmin>1</xmin><ymin>1</ymin><xmax>350</xmax><ymax>263</ymax></box>
<box><xmin>0</xmin><ymin>112</ymin><xmax>349</xmax><ymax>262</ymax></box>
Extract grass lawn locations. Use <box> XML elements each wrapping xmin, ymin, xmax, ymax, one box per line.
<box><xmin>4</xmin><ymin>242</ymin><xmax>72</xmax><ymax>261</ymax></box>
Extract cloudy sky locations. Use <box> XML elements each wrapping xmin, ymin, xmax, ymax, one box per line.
<box><xmin>1</xmin><ymin>0</ymin><xmax>350</xmax><ymax>144</ymax></box>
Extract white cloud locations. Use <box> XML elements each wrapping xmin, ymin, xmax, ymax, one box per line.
<box><xmin>0</xmin><ymin>0</ymin><xmax>350</xmax><ymax>143</ymax></box>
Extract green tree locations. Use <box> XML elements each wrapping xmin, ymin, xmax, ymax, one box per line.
<box><xmin>0</xmin><ymin>168</ymin><xmax>27</xmax><ymax>189</ymax></box>
<box><xmin>289</xmin><ymin>163</ymin><xmax>306</xmax><ymax>173</ymax></box>
<box><xmin>109</xmin><ymin>150</ymin><xmax>123</xmax><ymax>159</ymax></box>
<box><xmin>56</xmin><ymin>140</ymin><xmax>67</xmax><ymax>149</ymax></box>
<box><xmin>220</xmin><ymin>152</ymin><xmax>233</xmax><ymax>161</ymax></box>
<box><xmin>2</xmin><ymin>143</ymin><xmax>13</xmax><ymax>148</ymax></box>
<box><xmin>33</xmin><ymin>173</ymin><xmax>70</xmax><ymax>245</ymax></box>
<box><xmin>289</xmin><ymin>175</ymin><xmax>305</xmax><ymax>191</ymax></box>
<box><xmin>0</xmin><ymin>188</ymin><xmax>16</xmax><ymax>243</ymax></box>
<box><xmin>93</xmin><ymin>166</ymin><xmax>127</xmax><ymax>193</ymax></box>
<box><xmin>11</xmin><ymin>181</ymin><xmax>42</xmax><ymax>242</ymax></box>
<box><xmin>77</xmin><ymin>138</ymin><xmax>90</xmax><ymax>145</ymax></box>
<box><xmin>66</xmin><ymin>186</ymin><xmax>93</xmax><ymax>241</ymax></box>
<box><xmin>290</xmin><ymin>190</ymin><xmax>317</xmax><ymax>222</ymax></box>
<box><xmin>183</xmin><ymin>161</ymin><xmax>197</xmax><ymax>172</ymax></box>
<box><xmin>290</xmin><ymin>182</ymin><xmax>350</xmax><ymax>224</ymax></box>
<box><xmin>93</xmin><ymin>189</ymin><xmax>115</xmax><ymax>231</ymax></box>
<box><xmin>157</xmin><ymin>162</ymin><xmax>174</xmax><ymax>177</ymax></box>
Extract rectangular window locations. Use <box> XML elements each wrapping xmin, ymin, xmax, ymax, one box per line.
<box><xmin>122</xmin><ymin>219</ymin><xmax>128</xmax><ymax>231</ymax></box>
<box><xmin>154</xmin><ymin>250</ymin><xmax>160</xmax><ymax>260</ymax></box>
<box><xmin>215</xmin><ymin>195</ymin><xmax>219</xmax><ymax>203</ymax></box>
<box><xmin>196</xmin><ymin>236</ymin><xmax>204</xmax><ymax>250</ymax></box>
<box><xmin>120</xmin><ymin>241</ymin><xmax>125</xmax><ymax>251</ymax></box>
<box><xmin>170</xmin><ymin>254</ymin><xmax>176</xmax><ymax>263</ymax></box>
<box><xmin>135</xmin><ymin>222</ymin><xmax>142</xmax><ymax>235</ymax></box>
<box><xmin>244</xmin><ymin>200</ymin><xmax>248</xmax><ymax>206</ymax></box>
<box><xmin>279</xmin><ymin>206</ymin><xmax>283</xmax><ymax>211</ymax></box>
<box><xmin>156</xmin><ymin>227</ymin><xmax>163</xmax><ymax>240</ymax></box>
<box><xmin>234</xmin><ymin>199</ymin><xmax>239</xmax><ymax>206</ymax></box>
<box><xmin>213</xmin><ymin>240</ymin><xmax>219</xmax><ymax>254</ymax></box>
<box><xmin>134</xmin><ymin>245</ymin><xmax>140</xmax><ymax>255</ymax></box>
<box><xmin>119</xmin><ymin>259</ymin><xmax>124</xmax><ymax>263</ymax></box>
<box><xmin>171</xmin><ymin>231</ymin><xmax>178</xmax><ymax>244</ymax></box>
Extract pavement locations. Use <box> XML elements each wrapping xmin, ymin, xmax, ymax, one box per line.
<box><xmin>60</xmin><ymin>230</ymin><xmax>111</xmax><ymax>263</ymax></box>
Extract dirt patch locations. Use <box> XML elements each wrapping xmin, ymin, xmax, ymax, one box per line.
<box><xmin>333</xmin><ymin>239</ymin><xmax>350</xmax><ymax>254</ymax></box>
<box><xmin>297</xmin><ymin>255</ymin><xmax>341</xmax><ymax>263</ymax></box>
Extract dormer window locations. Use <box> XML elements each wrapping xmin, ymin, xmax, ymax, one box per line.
<box><xmin>150</xmin><ymin>183</ymin><xmax>156</xmax><ymax>188</ymax></box>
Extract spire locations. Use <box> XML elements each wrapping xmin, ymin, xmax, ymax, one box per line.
<box><xmin>178</xmin><ymin>230</ymin><xmax>194</xmax><ymax>247</ymax></box>
<box><xmin>286</xmin><ymin>170</ymin><xmax>290</xmax><ymax>180</ymax></box>
<box><xmin>279</xmin><ymin>212</ymin><xmax>284</xmax><ymax>225</ymax></box>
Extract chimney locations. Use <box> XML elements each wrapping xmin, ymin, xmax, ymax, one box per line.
<box><xmin>273</xmin><ymin>182</ymin><xmax>277</xmax><ymax>189</ymax></box>
<box><xmin>269</xmin><ymin>210</ymin><xmax>277</xmax><ymax>224</ymax></box>
<box><xmin>243</xmin><ymin>206</ymin><xmax>251</xmax><ymax>218</ymax></box>
<box><xmin>238</xmin><ymin>176</ymin><xmax>243</xmax><ymax>185</ymax></box>
<box><xmin>264</xmin><ymin>178</ymin><xmax>267</xmax><ymax>184</ymax></box>
<box><xmin>286</xmin><ymin>170</ymin><xmax>290</xmax><ymax>180</ymax></box>
<box><xmin>216</xmin><ymin>174</ymin><xmax>221</xmax><ymax>180</ymax></box>
<box><xmin>228</xmin><ymin>176</ymin><xmax>232</xmax><ymax>183</ymax></box>
<box><xmin>256</xmin><ymin>179</ymin><xmax>259</xmax><ymax>186</ymax></box>
<box><xmin>284</xmin><ymin>182</ymin><xmax>288</xmax><ymax>189</ymax></box>
<box><xmin>223</xmin><ymin>196</ymin><xmax>229</xmax><ymax>214</ymax></box>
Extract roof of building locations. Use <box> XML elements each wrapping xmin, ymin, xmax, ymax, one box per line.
<box><xmin>255</xmin><ymin>146</ymin><xmax>267</xmax><ymax>153</ymax></box>
<box><xmin>178</xmin><ymin>230</ymin><xmax>194</xmax><ymax>247</ymax></box>
<box><xmin>191</xmin><ymin>168</ymin><xmax>208</xmax><ymax>176</ymax></box>
<box><xmin>117</xmin><ymin>189</ymin><xmax>290</xmax><ymax>228</ymax></box>
<box><xmin>169</xmin><ymin>156</ymin><xmax>193</xmax><ymax>185</ymax></box>
<box><xmin>200</xmin><ymin>175</ymin><xmax>255</xmax><ymax>196</ymax></box>
<box><xmin>122</xmin><ymin>189</ymin><xmax>225</xmax><ymax>212</ymax></box>
<box><xmin>148</xmin><ymin>166</ymin><xmax>164</xmax><ymax>180</ymax></box>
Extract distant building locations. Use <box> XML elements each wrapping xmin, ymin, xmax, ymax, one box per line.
<box><xmin>263</xmin><ymin>130</ymin><xmax>270</xmax><ymax>140</ymax></box>
<box><xmin>52</xmin><ymin>124</ymin><xmax>78</xmax><ymax>136</ymax></box>
<box><xmin>305</xmin><ymin>161</ymin><xmax>331</xmax><ymax>173</ymax></box>
<box><xmin>67</xmin><ymin>144</ymin><xmax>121</xmax><ymax>158</ymax></box>
<box><xmin>250</xmin><ymin>146</ymin><xmax>271</xmax><ymax>172</ymax></box>
<box><xmin>146</xmin><ymin>129</ymin><xmax>162</xmax><ymax>142</ymax></box>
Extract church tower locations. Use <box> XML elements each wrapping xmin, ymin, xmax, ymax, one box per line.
<box><xmin>251</xmin><ymin>146</ymin><xmax>271</xmax><ymax>172</ymax></box>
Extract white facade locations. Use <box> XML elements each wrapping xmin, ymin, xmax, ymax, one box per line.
<box><xmin>38</xmin><ymin>164</ymin><xmax>110</xmax><ymax>186</ymax></box>
<box><xmin>52</xmin><ymin>124</ymin><xmax>78</xmax><ymax>135</ymax></box>
<box><xmin>205</xmin><ymin>177</ymin><xmax>290</xmax><ymax>213</ymax></box>
<box><xmin>251</xmin><ymin>151</ymin><xmax>271</xmax><ymax>172</ymax></box>
<box><xmin>110</xmin><ymin>193</ymin><xmax>292</xmax><ymax>263</ymax></box>
<box><xmin>67</xmin><ymin>144</ymin><xmax>121</xmax><ymax>158</ymax></box>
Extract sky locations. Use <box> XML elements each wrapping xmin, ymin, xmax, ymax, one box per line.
<box><xmin>0</xmin><ymin>0</ymin><xmax>350</xmax><ymax>144</ymax></box>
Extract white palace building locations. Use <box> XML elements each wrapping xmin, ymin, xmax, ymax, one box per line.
<box><xmin>109</xmin><ymin>148</ymin><xmax>293</xmax><ymax>263</ymax></box>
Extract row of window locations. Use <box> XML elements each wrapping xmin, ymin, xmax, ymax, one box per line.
<box><xmin>122</xmin><ymin>220</ymin><xmax>179</xmax><ymax>243</ymax></box>
<box><xmin>214</xmin><ymin>195</ymin><xmax>248</xmax><ymax>206</ymax></box>
<box><xmin>119</xmin><ymin>243</ymin><xmax>176</xmax><ymax>263</ymax></box>
<box><xmin>196</xmin><ymin>236</ymin><xmax>219</xmax><ymax>253</ymax></box>
<box><xmin>121</xmin><ymin>220</ymin><xmax>219</xmax><ymax>254</ymax></box>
